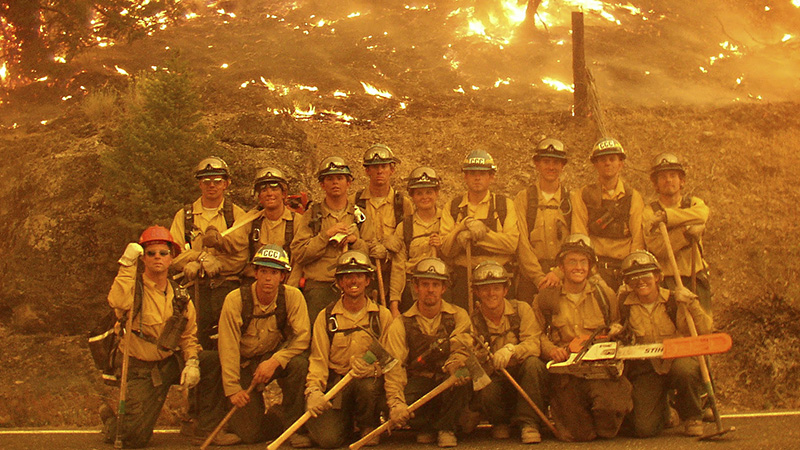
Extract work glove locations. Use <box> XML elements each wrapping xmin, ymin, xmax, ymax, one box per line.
<box><xmin>372</xmin><ymin>243</ymin><xmax>388</xmax><ymax>261</ymax></box>
<box><xmin>183</xmin><ymin>260</ymin><xmax>202</xmax><ymax>281</ymax></box>
<box><xmin>306</xmin><ymin>390</ymin><xmax>332</xmax><ymax>417</ymax></box>
<box><xmin>118</xmin><ymin>243</ymin><xmax>144</xmax><ymax>267</ymax></box>
<box><xmin>674</xmin><ymin>286</ymin><xmax>698</xmax><ymax>304</ymax></box>
<box><xmin>201</xmin><ymin>225</ymin><xmax>224</xmax><ymax>250</ymax></box>
<box><xmin>464</xmin><ymin>217</ymin><xmax>489</xmax><ymax>241</ymax></box>
<box><xmin>350</xmin><ymin>355</ymin><xmax>379</xmax><ymax>378</ymax></box>
<box><xmin>608</xmin><ymin>323</ymin><xmax>624</xmax><ymax>338</ymax></box>
<box><xmin>390</xmin><ymin>403</ymin><xmax>412</xmax><ymax>425</ymax></box>
<box><xmin>456</xmin><ymin>230</ymin><xmax>472</xmax><ymax>248</ymax></box>
<box><xmin>492</xmin><ymin>344</ymin><xmax>515</xmax><ymax>370</ymax></box>
<box><xmin>180</xmin><ymin>358</ymin><xmax>200</xmax><ymax>389</ymax></box>
<box><xmin>685</xmin><ymin>224</ymin><xmax>705</xmax><ymax>241</ymax></box>
<box><xmin>200</xmin><ymin>253</ymin><xmax>223</xmax><ymax>278</ymax></box>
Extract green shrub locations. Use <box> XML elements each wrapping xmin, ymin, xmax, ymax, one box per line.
<box><xmin>99</xmin><ymin>59</ymin><xmax>219</xmax><ymax>246</ymax></box>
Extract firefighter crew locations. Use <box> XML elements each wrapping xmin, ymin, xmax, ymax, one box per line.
<box><xmin>383</xmin><ymin>257</ymin><xmax>473</xmax><ymax>448</ymax></box>
<box><xmin>390</xmin><ymin>166</ymin><xmax>444</xmax><ymax>317</ymax></box>
<box><xmin>290</xmin><ymin>157</ymin><xmax>379</xmax><ymax>325</ymax></box>
<box><xmin>194</xmin><ymin>245</ymin><xmax>311</xmax><ymax>446</ymax></box>
<box><xmin>352</xmin><ymin>144</ymin><xmax>414</xmax><ymax>304</ymax></box>
<box><xmin>618</xmin><ymin>250</ymin><xmax>712</xmax><ymax>438</ymax></box>
<box><xmin>440</xmin><ymin>149</ymin><xmax>520</xmax><ymax>310</ymax></box>
<box><xmin>100</xmin><ymin>226</ymin><xmax>202</xmax><ymax>448</ymax></box>
<box><xmin>469</xmin><ymin>260</ymin><xmax>549</xmax><ymax>444</ymax></box>
<box><xmin>169</xmin><ymin>156</ymin><xmax>248</xmax><ymax>350</ymax></box>
<box><xmin>571</xmin><ymin>138</ymin><xmax>645</xmax><ymax>292</ymax></box>
<box><xmin>514</xmin><ymin>138</ymin><xmax>571</xmax><ymax>303</ymax></box>
<box><xmin>534</xmin><ymin>234</ymin><xmax>632</xmax><ymax>442</ymax></box>
<box><xmin>304</xmin><ymin>250</ymin><xmax>393</xmax><ymax>448</ymax></box>
<box><xmin>203</xmin><ymin>167</ymin><xmax>302</xmax><ymax>287</ymax></box>
<box><xmin>642</xmin><ymin>153</ymin><xmax>712</xmax><ymax>313</ymax></box>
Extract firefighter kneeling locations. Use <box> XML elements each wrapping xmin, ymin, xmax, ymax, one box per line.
<box><xmin>535</xmin><ymin>234</ymin><xmax>632</xmax><ymax>441</ymax></box>
<box><xmin>383</xmin><ymin>258</ymin><xmax>473</xmax><ymax>448</ymax></box>
<box><xmin>194</xmin><ymin>244</ymin><xmax>310</xmax><ymax>446</ymax></box>
<box><xmin>469</xmin><ymin>261</ymin><xmax>549</xmax><ymax>444</ymax></box>
<box><xmin>618</xmin><ymin>250</ymin><xmax>712</xmax><ymax>438</ymax></box>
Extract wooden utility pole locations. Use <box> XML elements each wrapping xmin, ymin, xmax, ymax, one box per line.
<box><xmin>572</xmin><ymin>11</ymin><xmax>589</xmax><ymax>117</ymax></box>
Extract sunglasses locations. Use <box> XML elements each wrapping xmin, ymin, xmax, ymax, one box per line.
<box><xmin>200</xmin><ymin>177</ymin><xmax>226</xmax><ymax>186</ymax></box>
<box><xmin>145</xmin><ymin>250</ymin><xmax>171</xmax><ymax>257</ymax></box>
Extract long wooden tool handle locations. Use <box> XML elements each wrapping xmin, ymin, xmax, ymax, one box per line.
<box><xmin>375</xmin><ymin>259</ymin><xmax>387</xmax><ymax>307</ymax></box>
<box><xmin>200</xmin><ymin>382</ymin><xmax>257</xmax><ymax>450</ymax></box>
<box><xmin>267</xmin><ymin>373</ymin><xmax>354</xmax><ymax>450</ymax></box>
<box><xmin>115</xmin><ymin>275</ymin><xmax>137</xmax><ymax>449</ymax></box>
<box><xmin>658</xmin><ymin>224</ymin><xmax>715</xmax><ymax>379</ymax></box>
<box><xmin>466</xmin><ymin>242</ymin><xmax>474</xmax><ymax>316</ymax></box>
<box><xmin>349</xmin><ymin>376</ymin><xmax>458</xmax><ymax>450</ymax></box>
<box><xmin>221</xmin><ymin>208</ymin><xmax>263</xmax><ymax>237</ymax></box>
<box><xmin>499</xmin><ymin>368</ymin><xmax>560</xmax><ymax>439</ymax></box>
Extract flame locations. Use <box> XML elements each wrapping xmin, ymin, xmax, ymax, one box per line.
<box><xmin>541</xmin><ymin>77</ymin><xmax>574</xmax><ymax>92</ymax></box>
<box><xmin>293</xmin><ymin>104</ymin><xmax>316</xmax><ymax>119</ymax></box>
<box><xmin>782</xmin><ymin>34</ymin><xmax>793</xmax><ymax>42</ymax></box>
<box><xmin>0</xmin><ymin>62</ymin><xmax>7</xmax><ymax>83</ymax></box>
<box><xmin>360</xmin><ymin>81</ymin><xmax>393</xmax><ymax>98</ymax></box>
<box><xmin>115</xmin><ymin>65</ymin><xmax>129</xmax><ymax>76</ymax></box>
<box><xmin>220</xmin><ymin>63</ymin><xmax>229</xmax><ymax>69</ymax></box>
<box><xmin>794</xmin><ymin>0</ymin><xmax>800</xmax><ymax>7</ymax></box>
<box><xmin>333</xmin><ymin>90</ymin><xmax>349</xmax><ymax>98</ymax></box>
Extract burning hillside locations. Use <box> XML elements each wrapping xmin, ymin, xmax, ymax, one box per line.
<box><xmin>2</xmin><ymin>0</ymin><xmax>800</xmax><ymax>127</ymax></box>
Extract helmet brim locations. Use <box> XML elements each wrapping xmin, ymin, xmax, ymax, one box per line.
<box><xmin>253</xmin><ymin>261</ymin><xmax>291</xmax><ymax>271</ymax></box>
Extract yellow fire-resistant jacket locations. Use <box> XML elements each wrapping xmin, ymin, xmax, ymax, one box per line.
<box><xmin>389</xmin><ymin>209</ymin><xmax>442</xmax><ymax>303</ymax></box>
<box><xmin>169</xmin><ymin>197</ymin><xmax>248</xmax><ymax>278</ymax></box>
<box><xmin>533</xmin><ymin>280</ymin><xmax>618</xmax><ymax>358</ymax></box>
<box><xmin>305</xmin><ymin>298</ymin><xmax>393</xmax><ymax>395</ymax></box>
<box><xmin>642</xmin><ymin>196</ymin><xmax>709</xmax><ymax>277</ymax></box>
<box><xmin>440</xmin><ymin>191</ymin><xmax>519</xmax><ymax>268</ymax></box>
<box><xmin>382</xmin><ymin>301</ymin><xmax>472</xmax><ymax>409</ymax></box>
<box><xmin>218</xmin><ymin>206</ymin><xmax>302</xmax><ymax>285</ymax></box>
<box><xmin>217</xmin><ymin>283</ymin><xmax>310</xmax><ymax>396</ymax></box>
<box><xmin>107</xmin><ymin>264</ymin><xmax>201</xmax><ymax>363</ymax></box>
<box><xmin>571</xmin><ymin>179</ymin><xmax>645</xmax><ymax>260</ymax></box>
<box><xmin>290</xmin><ymin>198</ymin><xmax>376</xmax><ymax>282</ymax></box>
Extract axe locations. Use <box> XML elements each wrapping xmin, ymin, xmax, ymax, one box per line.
<box><xmin>221</xmin><ymin>207</ymin><xmax>263</xmax><ymax>237</ymax></box>
<box><xmin>267</xmin><ymin>340</ymin><xmax>397</xmax><ymax>450</ymax></box>
<box><xmin>475</xmin><ymin>337</ymin><xmax>561</xmax><ymax>439</ymax></box>
<box><xmin>349</xmin><ymin>352</ymin><xmax>488</xmax><ymax>450</ymax></box>
<box><xmin>658</xmin><ymin>222</ymin><xmax>733</xmax><ymax>440</ymax></box>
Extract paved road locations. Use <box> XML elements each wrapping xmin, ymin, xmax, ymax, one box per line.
<box><xmin>1</xmin><ymin>413</ymin><xmax>798</xmax><ymax>450</ymax></box>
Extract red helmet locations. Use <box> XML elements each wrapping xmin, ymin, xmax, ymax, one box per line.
<box><xmin>139</xmin><ymin>226</ymin><xmax>181</xmax><ymax>255</ymax></box>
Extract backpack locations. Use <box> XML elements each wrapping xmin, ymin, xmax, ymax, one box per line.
<box><xmin>525</xmin><ymin>184</ymin><xmax>572</xmax><ymax>239</ymax></box>
<box><xmin>404</xmin><ymin>312</ymin><xmax>456</xmax><ymax>373</ymax></box>
<box><xmin>88</xmin><ymin>269</ymin><xmax>190</xmax><ymax>386</ymax></box>
<box><xmin>249</xmin><ymin>209</ymin><xmax>295</xmax><ymax>260</ymax></box>
<box><xmin>449</xmin><ymin>193</ymin><xmax>508</xmax><ymax>232</ymax></box>
<box><xmin>239</xmin><ymin>281</ymin><xmax>288</xmax><ymax>341</ymax></box>
<box><xmin>183</xmin><ymin>200</ymin><xmax>235</xmax><ymax>248</ymax></box>
<box><xmin>355</xmin><ymin>188</ymin><xmax>405</xmax><ymax>229</ymax></box>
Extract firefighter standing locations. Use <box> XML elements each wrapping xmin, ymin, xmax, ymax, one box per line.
<box><xmin>642</xmin><ymin>153</ymin><xmax>712</xmax><ymax>313</ymax></box>
<box><xmin>571</xmin><ymin>139</ymin><xmax>645</xmax><ymax>291</ymax></box>
<box><xmin>390</xmin><ymin>166</ymin><xmax>444</xmax><ymax>316</ymax></box>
